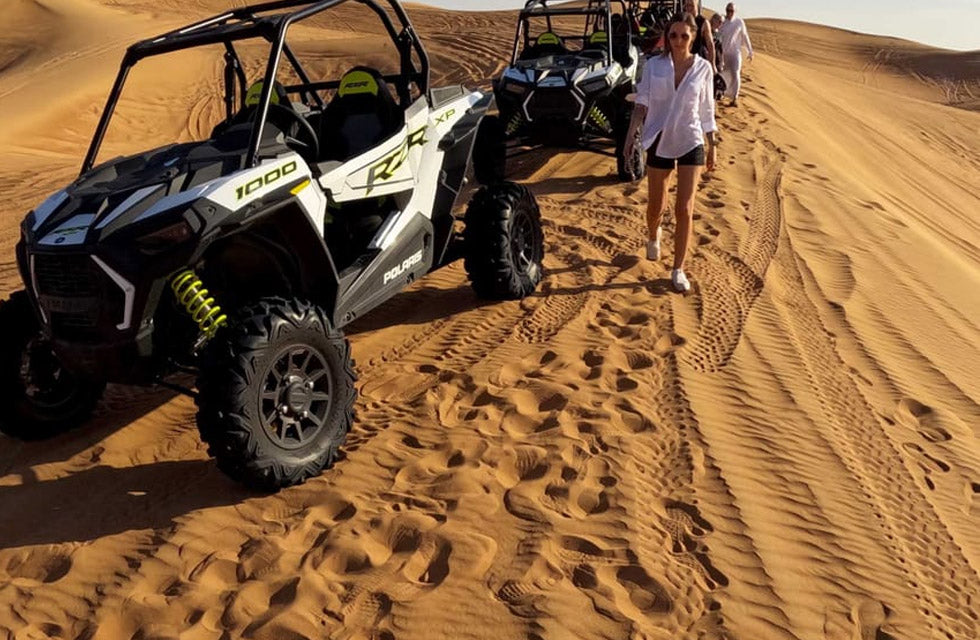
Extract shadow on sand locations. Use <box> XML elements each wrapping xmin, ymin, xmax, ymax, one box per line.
<box><xmin>0</xmin><ymin>384</ymin><xmax>252</xmax><ymax>548</ymax></box>
<box><xmin>0</xmin><ymin>458</ymin><xmax>249</xmax><ymax>548</ymax></box>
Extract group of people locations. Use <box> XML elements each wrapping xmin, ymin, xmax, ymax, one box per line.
<box><xmin>625</xmin><ymin>2</ymin><xmax>753</xmax><ymax>293</ymax></box>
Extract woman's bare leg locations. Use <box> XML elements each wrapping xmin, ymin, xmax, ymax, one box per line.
<box><xmin>673</xmin><ymin>164</ymin><xmax>703</xmax><ymax>270</ymax></box>
<box><xmin>646</xmin><ymin>167</ymin><xmax>673</xmax><ymax>239</ymax></box>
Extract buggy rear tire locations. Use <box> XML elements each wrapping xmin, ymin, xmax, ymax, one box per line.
<box><xmin>0</xmin><ymin>291</ymin><xmax>104</xmax><ymax>440</ymax></box>
<box><xmin>196</xmin><ymin>297</ymin><xmax>356</xmax><ymax>492</ymax></box>
<box><xmin>616</xmin><ymin>110</ymin><xmax>646</xmax><ymax>183</ymax></box>
<box><xmin>464</xmin><ymin>182</ymin><xmax>544</xmax><ymax>300</ymax></box>
<box><xmin>472</xmin><ymin>114</ymin><xmax>507</xmax><ymax>185</ymax></box>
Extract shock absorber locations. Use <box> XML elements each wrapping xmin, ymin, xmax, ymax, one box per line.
<box><xmin>506</xmin><ymin>113</ymin><xmax>523</xmax><ymax>136</ymax></box>
<box><xmin>588</xmin><ymin>106</ymin><xmax>612</xmax><ymax>133</ymax></box>
<box><xmin>170</xmin><ymin>269</ymin><xmax>228</xmax><ymax>342</ymax></box>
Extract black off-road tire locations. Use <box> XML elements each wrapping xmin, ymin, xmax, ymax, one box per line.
<box><xmin>472</xmin><ymin>114</ymin><xmax>507</xmax><ymax>185</ymax></box>
<box><xmin>463</xmin><ymin>182</ymin><xmax>544</xmax><ymax>300</ymax></box>
<box><xmin>0</xmin><ymin>291</ymin><xmax>104</xmax><ymax>440</ymax></box>
<box><xmin>196</xmin><ymin>298</ymin><xmax>356</xmax><ymax>491</ymax></box>
<box><xmin>616</xmin><ymin>110</ymin><xmax>646</xmax><ymax>183</ymax></box>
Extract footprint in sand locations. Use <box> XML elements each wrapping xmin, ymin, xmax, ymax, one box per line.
<box><xmin>616</xmin><ymin>375</ymin><xmax>639</xmax><ymax>392</ymax></box>
<box><xmin>613</xmin><ymin>565</ymin><xmax>672</xmax><ymax>615</ymax></box>
<box><xmin>663</xmin><ymin>500</ymin><xmax>729</xmax><ymax>590</ymax></box>
<box><xmin>654</xmin><ymin>333</ymin><xmax>687</xmax><ymax>358</ymax></box>
<box><xmin>895</xmin><ymin>398</ymin><xmax>953</xmax><ymax>444</ymax></box>
<box><xmin>624</xmin><ymin>350</ymin><xmax>654</xmax><ymax>371</ymax></box>
<box><xmin>845</xmin><ymin>599</ymin><xmax>899</xmax><ymax>640</ymax></box>
<box><xmin>612</xmin><ymin>398</ymin><xmax>656</xmax><ymax>434</ymax></box>
<box><xmin>901</xmin><ymin>442</ymin><xmax>951</xmax><ymax>491</ymax></box>
<box><xmin>5</xmin><ymin>551</ymin><xmax>72</xmax><ymax>583</ymax></box>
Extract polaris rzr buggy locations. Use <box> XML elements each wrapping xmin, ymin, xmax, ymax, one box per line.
<box><xmin>2</xmin><ymin>0</ymin><xmax>545</xmax><ymax>490</ymax></box>
<box><xmin>490</xmin><ymin>0</ymin><xmax>645</xmax><ymax>182</ymax></box>
<box><xmin>628</xmin><ymin>0</ymin><xmax>682</xmax><ymax>53</ymax></box>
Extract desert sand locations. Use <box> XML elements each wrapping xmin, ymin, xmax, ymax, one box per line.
<box><xmin>1</xmin><ymin>1</ymin><xmax>978</xmax><ymax>639</ymax></box>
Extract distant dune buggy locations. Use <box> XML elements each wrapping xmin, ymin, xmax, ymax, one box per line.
<box><xmin>488</xmin><ymin>0</ymin><xmax>646</xmax><ymax>182</ymax></box>
<box><xmin>1</xmin><ymin>0</ymin><xmax>545</xmax><ymax>490</ymax></box>
<box><xmin>628</xmin><ymin>0</ymin><xmax>682</xmax><ymax>53</ymax></box>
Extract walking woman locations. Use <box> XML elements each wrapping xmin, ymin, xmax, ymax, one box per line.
<box><xmin>625</xmin><ymin>12</ymin><xmax>717</xmax><ymax>293</ymax></box>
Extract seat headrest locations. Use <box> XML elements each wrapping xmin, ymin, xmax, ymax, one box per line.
<box><xmin>589</xmin><ymin>31</ymin><xmax>609</xmax><ymax>45</ymax></box>
<box><xmin>536</xmin><ymin>32</ymin><xmax>563</xmax><ymax>46</ymax></box>
<box><xmin>337</xmin><ymin>67</ymin><xmax>389</xmax><ymax>99</ymax></box>
<box><xmin>244</xmin><ymin>80</ymin><xmax>290</xmax><ymax>108</ymax></box>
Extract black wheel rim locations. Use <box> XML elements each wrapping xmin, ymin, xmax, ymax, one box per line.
<box><xmin>511</xmin><ymin>210</ymin><xmax>538</xmax><ymax>274</ymax></box>
<box><xmin>259</xmin><ymin>345</ymin><xmax>332</xmax><ymax>451</ymax></box>
<box><xmin>20</xmin><ymin>337</ymin><xmax>78</xmax><ymax>408</ymax></box>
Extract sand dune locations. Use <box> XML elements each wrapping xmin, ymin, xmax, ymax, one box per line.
<box><xmin>1</xmin><ymin>2</ymin><xmax>978</xmax><ymax>639</ymax></box>
<box><xmin>749</xmin><ymin>19</ymin><xmax>980</xmax><ymax>110</ymax></box>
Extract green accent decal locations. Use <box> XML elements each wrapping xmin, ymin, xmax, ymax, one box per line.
<box><xmin>366</xmin><ymin>125</ymin><xmax>427</xmax><ymax>194</ymax></box>
<box><xmin>235</xmin><ymin>161</ymin><xmax>298</xmax><ymax>201</ymax></box>
<box><xmin>435</xmin><ymin>108</ymin><xmax>456</xmax><ymax>125</ymax></box>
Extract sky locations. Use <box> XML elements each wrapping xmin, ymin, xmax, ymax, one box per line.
<box><xmin>420</xmin><ymin>1</ymin><xmax>980</xmax><ymax>51</ymax></box>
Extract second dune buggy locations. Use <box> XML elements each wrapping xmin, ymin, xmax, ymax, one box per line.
<box><xmin>488</xmin><ymin>0</ymin><xmax>646</xmax><ymax>183</ymax></box>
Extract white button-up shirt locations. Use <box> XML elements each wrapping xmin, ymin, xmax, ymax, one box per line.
<box><xmin>718</xmin><ymin>16</ymin><xmax>753</xmax><ymax>58</ymax></box>
<box><xmin>635</xmin><ymin>54</ymin><xmax>717</xmax><ymax>158</ymax></box>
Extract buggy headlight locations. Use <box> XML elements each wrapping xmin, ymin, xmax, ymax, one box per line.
<box><xmin>504</xmin><ymin>81</ymin><xmax>528</xmax><ymax>95</ymax></box>
<box><xmin>136</xmin><ymin>219</ymin><xmax>193</xmax><ymax>254</ymax></box>
<box><xmin>580</xmin><ymin>77</ymin><xmax>609</xmax><ymax>94</ymax></box>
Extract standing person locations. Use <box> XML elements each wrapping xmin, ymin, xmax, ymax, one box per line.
<box><xmin>709</xmin><ymin>12</ymin><xmax>724</xmax><ymax>69</ymax></box>
<box><xmin>717</xmin><ymin>2</ymin><xmax>754</xmax><ymax>107</ymax></box>
<box><xmin>709</xmin><ymin>12</ymin><xmax>727</xmax><ymax>99</ymax></box>
<box><xmin>683</xmin><ymin>0</ymin><xmax>716</xmax><ymax>72</ymax></box>
<box><xmin>624</xmin><ymin>12</ymin><xmax>717</xmax><ymax>293</ymax></box>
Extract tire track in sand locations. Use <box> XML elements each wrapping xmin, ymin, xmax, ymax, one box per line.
<box><xmin>684</xmin><ymin>140</ymin><xmax>784</xmax><ymax>373</ymax></box>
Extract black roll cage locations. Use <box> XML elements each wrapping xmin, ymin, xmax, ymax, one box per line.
<box><xmin>628</xmin><ymin>0</ymin><xmax>683</xmax><ymax>16</ymax></box>
<box><xmin>511</xmin><ymin>0</ymin><xmax>635</xmax><ymax>65</ymax></box>
<box><xmin>81</xmin><ymin>0</ymin><xmax>431</xmax><ymax>174</ymax></box>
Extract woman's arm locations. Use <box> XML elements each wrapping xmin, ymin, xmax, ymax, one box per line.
<box><xmin>699</xmin><ymin>70</ymin><xmax>717</xmax><ymax>171</ymax></box>
<box><xmin>704</xmin><ymin>130</ymin><xmax>716</xmax><ymax>171</ymax></box>
<box><xmin>625</xmin><ymin>61</ymin><xmax>655</xmax><ymax>158</ymax></box>
<box><xmin>703</xmin><ymin>21</ymin><xmax>717</xmax><ymax>72</ymax></box>
<box><xmin>624</xmin><ymin>103</ymin><xmax>648</xmax><ymax>159</ymax></box>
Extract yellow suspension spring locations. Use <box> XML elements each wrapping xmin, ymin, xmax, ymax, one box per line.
<box><xmin>170</xmin><ymin>269</ymin><xmax>228</xmax><ymax>341</ymax></box>
<box><xmin>506</xmin><ymin>113</ymin><xmax>523</xmax><ymax>136</ymax></box>
<box><xmin>589</xmin><ymin>106</ymin><xmax>612</xmax><ymax>132</ymax></box>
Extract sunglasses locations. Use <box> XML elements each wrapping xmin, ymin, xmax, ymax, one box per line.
<box><xmin>668</xmin><ymin>32</ymin><xmax>691</xmax><ymax>40</ymax></box>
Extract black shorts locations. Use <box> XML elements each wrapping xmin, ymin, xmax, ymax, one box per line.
<box><xmin>646</xmin><ymin>136</ymin><xmax>706</xmax><ymax>170</ymax></box>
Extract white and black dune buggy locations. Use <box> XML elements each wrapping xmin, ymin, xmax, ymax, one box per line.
<box><xmin>488</xmin><ymin>0</ymin><xmax>646</xmax><ymax>182</ymax></box>
<box><xmin>1</xmin><ymin>0</ymin><xmax>544</xmax><ymax>490</ymax></box>
<box><xmin>628</xmin><ymin>0</ymin><xmax>681</xmax><ymax>54</ymax></box>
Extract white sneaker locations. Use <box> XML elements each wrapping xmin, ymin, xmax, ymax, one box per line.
<box><xmin>646</xmin><ymin>228</ymin><xmax>662</xmax><ymax>261</ymax></box>
<box><xmin>672</xmin><ymin>269</ymin><xmax>691</xmax><ymax>293</ymax></box>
